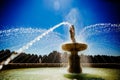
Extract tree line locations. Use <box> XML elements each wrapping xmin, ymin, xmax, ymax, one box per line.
<box><xmin>0</xmin><ymin>49</ymin><xmax>120</xmax><ymax>63</ymax></box>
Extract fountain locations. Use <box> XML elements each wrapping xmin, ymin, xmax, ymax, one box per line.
<box><xmin>62</xmin><ymin>25</ymin><xmax>87</xmax><ymax>73</ymax></box>
<box><xmin>0</xmin><ymin>23</ymin><xmax>120</xmax><ymax>80</ymax></box>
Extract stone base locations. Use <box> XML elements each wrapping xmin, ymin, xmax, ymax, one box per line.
<box><xmin>68</xmin><ymin>54</ymin><xmax>82</xmax><ymax>73</ymax></box>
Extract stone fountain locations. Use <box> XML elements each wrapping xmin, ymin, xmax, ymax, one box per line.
<box><xmin>62</xmin><ymin>25</ymin><xmax>87</xmax><ymax>73</ymax></box>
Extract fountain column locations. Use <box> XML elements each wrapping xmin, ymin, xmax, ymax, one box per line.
<box><xmin>62</xmin><ymin>25</ymin><xmax>87</xmax><ymax>73</ymax></box>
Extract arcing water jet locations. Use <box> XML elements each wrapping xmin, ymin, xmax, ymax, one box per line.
<box><xmin>0</xmin><ymin>22</ymin><xmax>72</xmax><ymax>70</ymax></box>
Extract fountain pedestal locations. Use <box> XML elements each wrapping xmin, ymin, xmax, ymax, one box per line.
<box><xmin>62</xmin><ymin>25</ymin><xmax>87</xmax><ymax>73</ymax></box>
<box><xmin>69</xmin><ymin>52</ymin><xmax>81</xmax><ymax>73</ymax></box>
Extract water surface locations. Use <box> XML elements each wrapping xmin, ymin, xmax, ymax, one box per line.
<box><xmin>0</xmin><ymin>67</ymin><xmax>119</xmax><ymax>80</ymax></box>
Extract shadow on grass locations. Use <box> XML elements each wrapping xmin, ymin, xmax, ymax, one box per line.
<box><xmin>64</xmin><ymin>73</ymin><xmax>105</xmax><ymax>80</ymax></box>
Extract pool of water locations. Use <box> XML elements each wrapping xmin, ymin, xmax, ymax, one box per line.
<box><xmin>0</xmin><ymin>67</ymin><xmax>120</xmax><ymax>80</ymax></box>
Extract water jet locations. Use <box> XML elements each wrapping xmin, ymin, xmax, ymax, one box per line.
<box><xmin>62</xmin><ymin>25</ymin><xmax>87</xmax><ymax>73</ymax></box>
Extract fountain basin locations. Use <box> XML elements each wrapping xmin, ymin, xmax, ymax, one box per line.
<box><xmin>0</xmin><ymin>67</ymin><xmax>119</xmax><ymax>80</ymax></box>
<box><xmin>62</xmin><ymin>43</ymin><xmax>87</xmax><ymax>52</ymax></box>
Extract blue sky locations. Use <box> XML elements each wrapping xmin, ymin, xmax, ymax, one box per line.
<box><xmin>0</xmin><ymin>0</ymin><xmax>120</xmax><ymax>55</ymax></box>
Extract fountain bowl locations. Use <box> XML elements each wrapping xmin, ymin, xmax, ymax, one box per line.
<box><xmin>62</xmin><ymin>43</ymin><xmax>87</xmax><ymax>52</ymax></box>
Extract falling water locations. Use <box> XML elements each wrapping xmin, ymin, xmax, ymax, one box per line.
<box><xmin>78</xmin><ymin>23</ymin><xmax>120</xmax><ymax>63</ymax></box>
<box><xmin>79</xmin><ymin>23</ymin><xmax>120</xmax><ymax>42</ymax></box>
<box><xmin>0</xmin><ymin>21</ymin><xmax>72</xmax><ymax>70</ymax></box>
<box><xmin>80</xmin><ymin>23</ymin><xmax>120</xmax><ymax>37</ymax></box>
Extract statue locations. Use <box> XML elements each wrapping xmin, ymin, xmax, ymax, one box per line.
<box><xmin>69</xmin><ymin>25</ymin><xmax>76</xmax><ymax>43</ymax></box>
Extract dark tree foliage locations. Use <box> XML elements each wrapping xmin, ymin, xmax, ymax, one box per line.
<box><xmin>0</xmin><ymin>49</ymin><xmax>120</xmax><ymax>63</ymax></box>
<box><xmin>0</xmin><ymin>49</ymin><xmax>11</xmax><ymax>62</ymax></box>
<box><xmin>42</xmin><ymin>55</ymin><xmax>48</xmax><ymax>63</ymax></box>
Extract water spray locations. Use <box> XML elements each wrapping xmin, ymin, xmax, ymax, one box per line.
<box><xmin>0</xmin><ymin>22</ymin><xmax>72</xmax><ymax>70</ymax></box>
<box><xmin>79</xmin><ymin>23</ymin><xmax>120</xmax><ymax>42</ymax></box>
